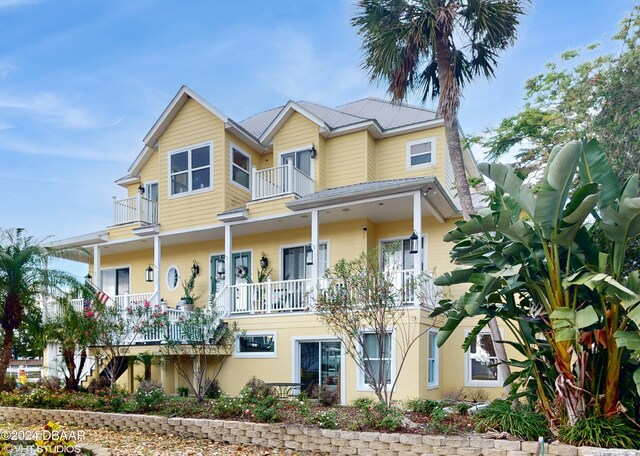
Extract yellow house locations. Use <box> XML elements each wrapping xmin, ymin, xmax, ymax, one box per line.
<box><xmin>46</xmin><ymin>86</ymin><xmax>505</xmax><ymax>404</ymax></box>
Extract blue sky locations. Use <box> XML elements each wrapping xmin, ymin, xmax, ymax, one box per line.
<box><xmin>0</xmin><ymin>0</ymin><xmax>634</xmax><ymax>276</ymax></box>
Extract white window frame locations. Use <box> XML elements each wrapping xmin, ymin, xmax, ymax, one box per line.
<box><xmin>234</xmin><ymin>331</ymin><xmax>277</xmax><ymax>359</ymax></box>
<box><xmin>143</xmin><ymin>179</ymin><xmax>159</xmax><ymax>202</ymax></box>
<box><xmin>464</xmin><ymin>329</ymin><xmax>503</xmax><ymax>387</ymax></box>
<box><xmin>167</xmin><ymin>141</ymin><xmax>213</xmax><ymax>198</ymax></box>
<box><xmin>229</xmin><ymin>143</ymin><xmax>251</xmax><ymax>192</ymax></box>
<box><xmin>166</xmin><ymin>265</ymin><xmax>180</xmax><ymax>291</ymax></box>
<box><xmin>279</xmin><ymin>241</ymin><xmax>329</xmax><ymax>281</ymax></box>
<box><xmin>356</xmin><ymin>329</ymin><xmax>396</xmax><ymax>392</ymax></box>
<box><xmin>278</xmin><ymin>144</ymin><xmax>315</xmax><ymax>178</ymax></box>
<box><xmin>100</xmin><ymin>265</ymin><xmax>131</xmax><ymax>297</ymax></box>
<box><xmin>406</xmin><ymin>137</ymin><xmax>436</xmax><ymax>170</ymax></box>
<box><xmin>428</xmin><ymin>330</ymin><xmax>439</xmax><ymax>389</ymax></box>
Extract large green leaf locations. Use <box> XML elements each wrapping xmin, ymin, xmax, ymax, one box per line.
<box><xmin>614</xmin><ymin>331</ymin><xmax>640</xmax><ymax>350</ymax></box>
<box><xmin>478</xmin><ymin>162</ymin><xmax>535</xmax><ymax>217</ymax></box>
<box><xmin>434</xmin><ymin>268</ymin><xmax>474</xmax><ymax>286</ymax></box>
<box><xmin>579</xmin><ymin>139</ymin><xmax>621</xmax><ymax>208</ymax></box>
<box><xmin>550</xmin><ymin>307</ymin><xmax>599</xmax><ymax>342</ymax></box>
<box><xmin>535</xmin><ymin>141</ymin><xmax>582</xmax><ymax>239</ymax></box>
<box><xmin>634</xmin><ymin>369</ymin><xmax>640</xmax><ymax>396</ymax></box>
<box><xmin>554</xmin><ymin>183</ymin><xmax>599</xmax><ymax>247</ymax></box>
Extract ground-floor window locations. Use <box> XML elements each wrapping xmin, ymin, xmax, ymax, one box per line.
<box><xmin>234</xmin><ymin>332</ymin><xmax>276</xmax><ymax>358</ymax></box>
<box><xmin>358</xmin><ymin>331</ymin><xmax>394</xmax><ymax>390</ymax></box>
<box><xmin>428</xmin><ymin>330</ymin><xmax>439</xmax><ymax>388</ymax></box>
<box><xmin>465</xmin><ymin>331</ymin><xmax>501</xmax><ymax>387</ymax></box>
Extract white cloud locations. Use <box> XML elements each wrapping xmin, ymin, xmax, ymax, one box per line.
<box><xmin>0</xmin><ymin>92</ymin><xmax>122</xmax><ymax>129</ymax></box>
<box><xmin>0</xmin><ymin>137</ymin><xmax>132</xmax><ymax>163</ymax></box>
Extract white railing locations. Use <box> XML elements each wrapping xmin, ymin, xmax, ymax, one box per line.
<box><xmin>112</xmin><ymin>194</ymin><xmax>158</xmax><ymax>225</ymax></box>
<box><xmin>251</xmin><ymin>160</ymin><xmax>315</xmax><ymax>201</ymax></box>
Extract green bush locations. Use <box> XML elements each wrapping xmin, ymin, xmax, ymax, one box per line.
<box><xmin>240</xmin><ymin>377</ymin><xmax>275</xmax><ymax>400</ymax></box>
<box><xmin>362</xmin><ymin>402</ymin><xmax>405</xmax><ymax>432</ymax></box>
<box><xmin>2</xmin><ymin>377</ymin><xmax>17</xmax><ymax>392</ymax></box>
<box><xmin>94</xmin><ymin>386</ymin><xmax>130</xmax><ymax>412</ymax></box>
<box><xmin>559</xmin><ymin>416</ymin><xmax>640</xmax><ymax>449</ymax></box>
<box><xmin>204</xmin><ymin>378</ymin><xmax>222</xmax><ymax>400</ymax></box>
<box><xmin>474</xmin><ymin>400</ymin><xmax>549</xmax><ymax>441</ymax></box>
<box><xmin>404</xmin><ymin>398</ymin><xmax>441</xmax><ymax>415</ymax></box>
<box><xmin>352</xmin><ymin>397</ymin><xmax>374</xmax><ymax>410</ymax></box>
<box><xmin>250</xmin><ymin>395</ymin><xmax>281</xmax><ymax>423</ymax></box>
<box><xmin>454</xmin><ymin>401</ymin><xmax>473</xmax><ymax>416</ymax></box>
<box><xmin>313</xmin><ymin>410</ymin><xmax>338</xmax><ymax>429</ymax></box>
<box><xmin>177</xmin><ymin>386</ymin><xmax>189</xmax><ymax>397</ymax></box>
<box><xmin>211</xmin><ymin>396</ymin><xmax>245</xmax><ymax>419</ymax></box>
<box><xmin>135</xmin><ymin>380</ymin><xmax>165</xmax><ymax>411</ymax></box>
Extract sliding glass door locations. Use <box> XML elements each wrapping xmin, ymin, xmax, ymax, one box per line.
<box><xmin>298</xmin><ymin>340</ymin><xmax>341</xmax><ymax>400</ymax></box>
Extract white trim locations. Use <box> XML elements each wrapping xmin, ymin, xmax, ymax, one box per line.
<box><xmin>356</xmin><ymin>328</ymin><xmax>397</xmax><ymax>392</ymax></box>
<box><xmin>277</xmin><ymin>145</ymin><xmax>315</xmax><ymax>181</ymax></box>
<box><xmin>291</xmin><ymin>336</ymin><xmax>346</xmax><ymax>406</ymax></box>
<box><xmin>427</xmin><ymin>330</ymin><xmax>439</xmax><ymax>389</ymax></box>
<box><xmin>99</xmin><ymin>264</ymin><xmax>132</xmax><ymax>296</ymax></box>
<box><xmin>166</xmin><ymin>264</ymin><xmax>180</xmax><ymax>291</ymax></box>
<box><xmin>406</xmin><ymin>137</ymin><xmax>436</xmax><ymax>171</ymax></box>
<box><xmin>463</xmin><ymin>329</ymin><xmax>504</xmax><ymax>388</ymax></box>
<box><xmin>279</xmin><ymin>240</ymin><xmax>329</xmax><ymax>281</ymax></box>
<box><xmin>167</xmin><ymin>140</ymin><xmax>214</xmax><ymax>199</ymax></box>
<box><xmin>229</xmin><ymin>142</ymin><xmax>251</xmax><ymax>192</ymax></box>
<box><xmin>234</xmin><ymin>331</ymin><xmax>277</xmax><ymax>359</ymax></box>
<box><xmin>378</xmin><ymin>235</ymin><xmax>427</xmax><ymax>274</ymax></box>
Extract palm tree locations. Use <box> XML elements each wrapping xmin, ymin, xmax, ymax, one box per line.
<box><xmin>353</xmin><ymin>0</ymin><xmax>527</xmax><ymax>391</ymax></box>
<box><xmin>353</xmin><ymin>0</ymin><xmax>526</xmax><ymax>219</ymax></box>
<box><xmin>0</xmin><ymin>228</ymin><xmax>85</xmax><ymax>387</ymax></box>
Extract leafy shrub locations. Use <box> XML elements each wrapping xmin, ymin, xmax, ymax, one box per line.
<box><xmin>87</xmin><ymin>376</ymin><xmax>110</xmax><ymax>394</ymax></box>
<box><xmin>559</xmin><ymin>416</ymin><xmax>640</xmax><ymax>449</ymax></box>
<box><xmin>466</xmin><ymin>389</ymin><xmax>488</xmax><ymax>403</ymax></box>
<box><xmin>250</xmin><ymin>395</ymin><xmax>281</xmax><ymax>423</ymax></box>
<box><xmin>454</xmin><ymin>401</ymin><xmax>473</xmax><ymax>416</ymax></box>
<box><xmin>177</xmin><ymin>386</ymin><xmax>189</xmax><ymax>397</ymax></box>
<box><xmin>2</xmin><ymin>377</ymin><xmax>17</xmax><ymax>392</ymax></box>
<box><xmin>211</xmin><ymin>396</ymin><xmax>244</xmax><ymax>419</ymax></box>
<box><xmin>313</xmin><ymin>410</ymin><xmax>338</xmax><ymax>429</ymax></box>
<box><xmin>361</xmin><ymin>402</ymin><xmax>405</xmax><ymax>431</ymax></box>
<box><xmin>22</xmin><ymin>388</ymin><xmax>71</xmax><ymax>409</ymax></box>
<box><xmin>204</xmin><ymin>378</ymin><xmax>222</xmax><ymax>400</ymax></box>
<box><xmin>404</xmin><ymin>398</ymin><xmax>441</xmax><ymax>415</ymax></box>
<box><xmin>240</xmin><ymin>377</ymin><xmax>275</xmax><ymax>400</ymax></box>
<box><xmin>352</xmin><ymin>397</ymin><xmax>374</xmax><ymax>410</ymax></box>
<box><xmin>474</xmin><ymin>400</ymin><xmax>549</xmax><ymax>441</ymax></box>
<box><xmin>94</xmin><ymin>386</ymin><xmax>130</xmax><ymax>412</ymax></box>
<box><xmin>310</xmin><ymin>384</ymin><xmax>339</xmax><ymax>407</ymax></box>
<box><xmin>135</xmin><ymin>380</ymin><xmax>164</xmax><ymax>411</ymax></box>
<box><xmin>35</xmin><ymin>376</ymin><xmax>61</xmax><ymax>392</ymax></box>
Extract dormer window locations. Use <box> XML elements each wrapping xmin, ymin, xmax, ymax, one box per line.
<box><xmin>406</xmin><ymin>137</ymin><xmax>435</xmax><ymax>169</ymax></box>
<box><xmin>231</xmin><ymin>145</ymin><xmax>251</xmax><ymax>190</ymax></box>
<box><xmin>169</xmin><ymin>142</ymin><xmax>212</xmax><ymax>197</ymax></box>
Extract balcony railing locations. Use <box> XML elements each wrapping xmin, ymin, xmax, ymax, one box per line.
<box><xmin>251</xmin><ymin>161</ymin><xmax>314</xmax><ymax>201</ymax></box>
<box><xmin>112</xmin><ymin>194</ymin><xmax>158</xmax><ymax>226</ymax></box>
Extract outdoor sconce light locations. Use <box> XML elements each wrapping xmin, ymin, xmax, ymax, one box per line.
<box><xmin>216</xmin><ymin>257</ymin><xmax>226</xmax><ymax>278</ymax></box>
<box><xmin>84</xmin><ymin>273</ymin><xmax>92</xmax><ymax>283</ymax></box>
<box><xmin>138</xmin><ymin>184</ymin><xmax>145</xmax><ymax>195</ymax></box>
<box><xmin>310</xmin><ymin>143</ymin><xmax>317</xmax><ymax>159</ymax></box>
<box><xmin>260</xmin><ymin>253</ymin><xmax>269</xmax><ymax>269</ymax></box>
<box><xmin>409</xmin><ymin>231</ymin><xmax>419</xmax><ymax>254</ymax></box>
<box><xmin>145</xmin><ymin>265</ymin><xmax>154</xmax><ymax>283</ymax></box>
<box><xmin>305</xmin><ymin>244</ymin><xmax>314</xmax><ymax>266</ymax></box>
<box><xmin>191</xmin><ymin>260</ymin><xmax>200</xmax><ymax>276</ymax></box>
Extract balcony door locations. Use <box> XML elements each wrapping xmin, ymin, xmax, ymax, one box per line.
<box><xmin>297</xmin><ymin>340</ymin><xmax>341</xmax><ymax>401</ymax></box>
<box><xmin>282</xmin><ymin>244</ymin><xmax>327</xmax><ymax>280</ymax></box>
<box><xmin>144</xmin><ymin>182</ymin><xmax>158</xmax><ymax>202</ymax></box>
<box><xmin>281</xmin><ymin>149</ymin><xmax>312</xmax><ymax>177</ymax></box>
<box><xmin>380</xmin><ymin>238</ymin><xmax>424</xmax><ymax>303</ymax></box>
<box><xmin>101</xmin><ymin>267</ymin><xmax>130</xmax><ymax>298</ymax></box>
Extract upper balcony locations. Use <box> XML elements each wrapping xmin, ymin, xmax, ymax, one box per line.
<box><xmin>251</xmin><ymin>161</ymin><xmax>314</xmax><ymax>201</ymax></box>
<box><xmin>112</xmin><ymin>194</ymin><xmax>158</xmax><ymax>226</ymax></box>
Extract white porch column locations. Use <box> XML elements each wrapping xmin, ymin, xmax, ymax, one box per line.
<box><xmin>224</xmin><ymin>224</ymin><xmax>232</xmax><ymax>314</ymax></box>
<box><xmin>93</xmin><ymin>245</ymin><xmax>101</xmax><ymax>288</ymax></box>
<box><xmin>413</xmin><ymin>191</ymin><xmax>423</xmax><ymax>280</ymax></box>
<box><xmin>154</xmin><ymin>235</ymin><xmax>162</xmax><ymax>304</ymax></box>
<box><xmin>311</xmin><ymin>209</ymin><xmax>319</xmax><ymax>300</ymax></box>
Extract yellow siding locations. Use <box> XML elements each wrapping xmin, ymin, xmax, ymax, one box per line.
<box><xmin>96</xmin><ymin>248</ymin><xmax>155</xmax><ymax>295</ymax></box>
<box><xmin>106</xmin><ymin>225</ymin><xmax>136</xmax><ymax>241</ymax></box>
<box><xmin>366</xmin><ymin>131</ymin><xmax>376</xmax><ymax>182</ymax></box>
<box><xmin>225</xmin><ymin>132</ymin><xmax>262</xmax><ymax>211</ymax></box>
<box><xmin>376</xmin><ymin>126</ymin><xmax>447</xmax><ymax>182</ymax></box>
<box><xmin>245</xmin><ymin>195</ymin><xmax>295</xmax><ymax>219</ymax></box>
<box><xmin>324</xmin><ymin>131</ymin><xmax>368</xmax><ymax>188</ymax></box>
<box><xmin>155</xmin><ymin>98</ymin><xmax>226</xmax><ymax>232</ymax></box>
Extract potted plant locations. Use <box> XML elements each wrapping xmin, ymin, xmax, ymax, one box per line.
<box><xmin>179</xmin><ymin>267</ymin><xmax>199</xmax><ymax>311</ymax></box>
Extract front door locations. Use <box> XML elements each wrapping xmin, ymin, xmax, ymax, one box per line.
<box><xmin>231</xmin><ymin>251</ymin><xmax>251</xmax><ymax>311</ymax></box>
<box><xmin>298</xmin><ymin>340</ymin><xmax>341</xmax><ymax>401</ymax></box>
<box><xmin>210</xmin><ymin>254</ymin><xmax>225</xmax><ymax>295</ymax></box>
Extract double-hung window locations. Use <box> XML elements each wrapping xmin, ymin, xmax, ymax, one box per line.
<box><xmin>231</xmin><ymin>145</ymin><xmax>251</xmax><ymax>190</ymax></box>
<box><xmin>406</xmin><ymin>137</ymin><xmax>435</xmax><ymax>169</ymax></box>
<box><xmin>465</xmin><ymin>331</ymin><xmax>501</xmax><ymax>386</ymax></box>
<box><xmin>428</xmin><ymin>330</ymin><xmax>439</xmax><ymax>388</ymax></box>
<box><xmin>359</xmin><ymin>332</ymin><xmax>393</xmax><ymax>389</ymax></box>
<box><xmin>169</xmin><ymin>143</ymin><xmax>212</xmax><ymax>196</ymax></box>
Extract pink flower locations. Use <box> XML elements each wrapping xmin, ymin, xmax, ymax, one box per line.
<box><xmin>86</xmin><ymin>311</ymin><xmax>93</xmax><ymax>318</ymax></box>
<box><xmin>144</xmin><ymin>301</ymin><xmax>151</xmax><ymax>309</ymax></box>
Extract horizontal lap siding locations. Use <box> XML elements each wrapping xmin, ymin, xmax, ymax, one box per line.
<box><xmin>273</xmin><ymin>113</ymin><xmax>321</xmax><ymax>190</ymax></box>
<box><xmin>325</xmin><ymin>131</ymin><xmax>368</xmax><ymax>188</ymax></box>
<box><xmin>367</xmin><ymin>132</ymin><xmax>376</xmax><ymax>182</ymax></box>
<box><xmin>157</xmin><ymin>99</ymin><xmax>226</xmax><ymax>232</ymax></box>
<box><xmin>226</xmin><ymin>133</ymin><xmax>262</xmax><ymax>211</ymax></box>
<box><xmin>96</xmin><ymin>249</ymin><xmax>155</xmax><ymax>296</ymax></box>
<box><xmin>376</xmin><ymin>126</ymin><xmax>447</xmax><ymax>182</ymax></box>
<box><xmin>246</xmin><ymin>196</ymin><xmax>295</xmax><ymax>219</ymax></box>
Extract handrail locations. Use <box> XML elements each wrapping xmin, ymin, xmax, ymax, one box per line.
<box><xmin>251</xmin><ymin>161</ymin><xmax>315</xmax><ymax>201</ymax></box>
<box><xmin>112</xmin><ymin>195</ymin><xmax>158</xmax><ymax>225</ymax></box>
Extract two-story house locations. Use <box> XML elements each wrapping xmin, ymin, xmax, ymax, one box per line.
<box><xmin>45</xmin><ymin>86</ymin><xmax>504</xmax><ymax>404</ymax></box>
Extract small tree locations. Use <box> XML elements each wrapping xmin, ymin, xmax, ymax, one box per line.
<box><xmin>43</xmin><ymin>291</ymin><xmax>98</xmax><ymax>391</ymax></box>
<box><xmin>315</xmin><ymin>249</ymin><xmax>438</xmax><ymax>406</ymax></box>
<box><xmin>150</xmin><ymin>306</ymin><xmax>236</xmax><ymax>402</ymax></box>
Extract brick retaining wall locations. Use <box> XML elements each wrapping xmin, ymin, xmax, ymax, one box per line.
<box><xmin>0</xmin><ymin>407</ymin><xmax>637</xmax><ymax>456</ymax></box>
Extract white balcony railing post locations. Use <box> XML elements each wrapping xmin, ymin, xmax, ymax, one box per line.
<box><xmin>287</xmin><ymin>159</ymin><xmax>294</xmax><ymax>194</ymax></box>
<box><xmin>251</xmin><ymin>166</ymin><xmax>257</xmax><ymax>200</ymax></box>
<box><xmin>136</xmin><ymin>192</ymin><xmax>142</xmax><ymax>222</ymax></box>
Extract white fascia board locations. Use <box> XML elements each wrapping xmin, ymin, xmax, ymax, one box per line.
<box><xmin>44</xmin><ymin>231</ymin><xmax>108</xmax><ymax>249</ymax></box>
<box><xmin>115</xmin><ymin>174</ymin><xmax>141</xmax><ymax>188</ymax></box>
<box><xmin>378</xmin><ymin>119</ymin><xmax>445</xmax><ymax>138</ymax></box>
<box><xmin>259</xmin><ymin>101</ymin><xmax>330</xmax><ymax>144</ymax></box>
<box><xmin>225</xmin><ymin>120</ymin><xmax>267</xmax><ymax>153</ymax></box>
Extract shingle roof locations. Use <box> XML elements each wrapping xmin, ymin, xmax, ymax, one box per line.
<box><xmin>237</xmin><ymin>97</ymin><xmax>440</xmax><ymax>139</ymax></box>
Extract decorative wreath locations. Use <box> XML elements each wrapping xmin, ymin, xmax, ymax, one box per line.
<box><xmin>235</xmin><ymin>265</ymin><xmax>248</xmax><ymax>279</ymax></box>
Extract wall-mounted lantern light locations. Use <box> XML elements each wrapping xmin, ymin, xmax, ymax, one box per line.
<box><xmin>409</xmin><ymin>231</ymin><xmax>419</xmax><ymax>255</ymax></box>
<box><xmin>305</xmin><ymin>244</ymin><xmax>314</xmax><ymax>266</ymax></box>
<box><xmin>138</xmin><ymin>184</ymin><xmax>145</xmax><ymax>195</ymax></box>
<box><xmin>84</xmin><ymin>273</ymin><xmax>92</xmax><ymax>283</ymax></box>
<box><xmin>260</xmin><ymin>253</ymin><xmax>269</xmax><ymax>269</ymax></box>
<box><xmin>191</xmin><ymin>260</ymin><xmax>200</xmax><ymax>276</ymax></box>
<box><xmin>145</xmin><ymin>265</ymin><xmax>154</xmax><ymax>282</ymax></box>
<box><xmin>216</xmin><ymin>256</ymin><xmax>226</xmax><ymax>279</ymax></box>
<box><xmin>310</xmin><ymin>143</ymin><xmax>317</xmax><ymax>159</ymax></box>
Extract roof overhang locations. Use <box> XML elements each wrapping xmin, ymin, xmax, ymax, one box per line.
<box><xmin>259</xmin><ymin>101</ymin><xmax>330</xmax><ymax>145</ymax></box>
<box><xmin>115</xmin><ymin>173</ymin><xmax>141</xmax><ymax>187</ymax></box>
<box><xmin>44</xmin><ymin>230</ymin><xmax>109</xmax><ymax>250</ymax></box>
<box><xmin>286</xmin><ymin>177</ymin><xmax>459</xmax><ymax>220</ymax></box>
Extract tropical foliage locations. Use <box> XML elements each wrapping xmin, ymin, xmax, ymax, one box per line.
<box><xmin>433</xmin><ymin>140</ymin><xmax>640</xmax><ymax>432</ymax></box>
